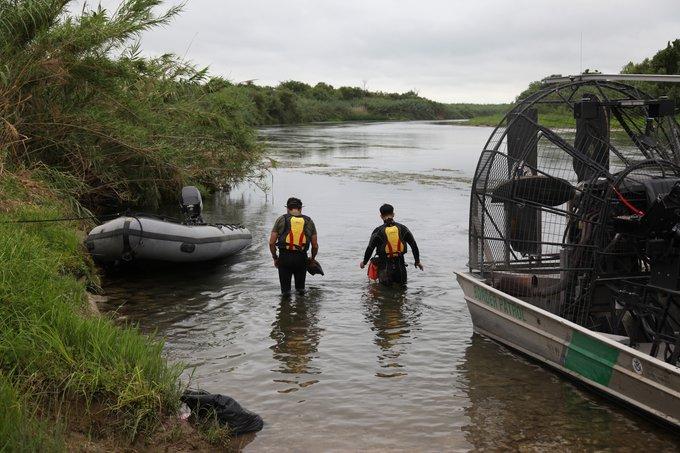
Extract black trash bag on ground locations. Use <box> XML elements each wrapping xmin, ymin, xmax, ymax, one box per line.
<box><xmin>181</xmin><ymin>389</ymin><xmax>264</xmax><ymax>435</ymax></box>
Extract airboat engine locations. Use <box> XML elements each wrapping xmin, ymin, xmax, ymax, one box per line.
<box><xmin>180</xmin><ymin>186</ymin><xmax>204</xmax><ymax>224</ymax></box>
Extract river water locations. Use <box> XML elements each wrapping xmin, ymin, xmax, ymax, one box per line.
<box><xmin>101</xmin><ymin>121</ymin><xmax>679</xmax><ymax>451</ymax></box>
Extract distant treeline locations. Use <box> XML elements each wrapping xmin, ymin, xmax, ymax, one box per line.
<box><xmin>622</xmin><ymin>39</ymin><xmax>680</xmax><ymax>105</ymax></box>
<box><xmin>203</xmin><ymin>79</ymin><xmax>509</xmax><ymax>125</ymax></box>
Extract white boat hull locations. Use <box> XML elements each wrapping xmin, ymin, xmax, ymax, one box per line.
<box><xmin>456</xmin><ymin>271</ymin><xmax>680</xmax><ymax>428</ymax></box>
<box><xmin>85</xmin><ymin>216</ymin><xmax>252</xmax><ymax>263</ymax></box>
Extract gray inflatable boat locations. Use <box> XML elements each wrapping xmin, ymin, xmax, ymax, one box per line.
<box><xmin>85</xmin><ymin>187</ymin><xmax>252</xmax><ymax>263</ymax></box>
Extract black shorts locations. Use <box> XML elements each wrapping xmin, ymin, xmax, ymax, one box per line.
<box><xmin>378</xmin><ymin>256</ymin><xmax>407</xmax><ymax>286</ymax></box>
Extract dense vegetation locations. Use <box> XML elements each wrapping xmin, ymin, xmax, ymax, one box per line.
<box><xmin>208</xmin><ymin>79</ymin><xmax>508</xmax><ymax>125</ymax></box>
<box><xmin>1</xmin><ymin>0</ymin><xmax>262</xmax><ymax>211</ymax></box>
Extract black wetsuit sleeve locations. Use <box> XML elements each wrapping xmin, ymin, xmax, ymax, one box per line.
<box><xmin>403</xmin><ymin>228</ymin><xmax>420</xmax><ymax>263</ymax></box>
<box><xmin>363</xmin><ymin>230</ymin><xmax>380</xmax><ymax>264</ymax></box>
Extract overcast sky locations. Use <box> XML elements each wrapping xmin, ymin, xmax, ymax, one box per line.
<box><xmin>77</xmin><ymin>0</ymin><xmax>680</xmax><ymax>103</ymax></box>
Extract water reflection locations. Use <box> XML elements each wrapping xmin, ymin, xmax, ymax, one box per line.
<box><xmin>100</xmin><ymin>261</ymin><xmax>232</xmax><ymax>329</ymax></box>
<box><xmin>270</xmin><ymin>291</ymin><xmax>324</xmax><ymax>378</ymax></box>
<box><xmin>362</xmin><ymin>285</ymin><xmax>421</xmax><ymax>378</ymax></box>
<box><xmin>458</xmin><ymin>335</ymin><xmax>680</xmax><ymax>450</ymax></box>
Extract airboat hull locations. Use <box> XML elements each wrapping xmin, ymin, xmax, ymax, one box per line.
<box><xmin>456</xmin><ymin>271</ymin><xmax>680</xmax><ymax>429</ymax></box>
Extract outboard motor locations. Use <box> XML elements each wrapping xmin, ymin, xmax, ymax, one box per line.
<box><xmin>180</xmin><ymin>186</ymin><xmax>204</xmax><ymax>224</ymax></box>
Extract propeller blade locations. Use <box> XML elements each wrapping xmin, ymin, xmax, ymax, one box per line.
<box><xmin>491</xmin><ymin>175</ymin><xmax>575</xmax><ymax>207</ymax></box>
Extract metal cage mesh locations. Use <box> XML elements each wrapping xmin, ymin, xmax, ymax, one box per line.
<box><xmin>469</xmin><ymin>80</ymin><xmax>680</xmax><ymax>339</ymax></box>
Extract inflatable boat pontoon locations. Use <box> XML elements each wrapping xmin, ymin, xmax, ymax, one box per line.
<box><xmin>85</xmin><ymin>187</ymin><xmax>252</xmax><ymax>263</ymax></box>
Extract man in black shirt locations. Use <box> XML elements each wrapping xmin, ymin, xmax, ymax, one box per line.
<box><xmin>359</xmin><ymin>203</ymin><xmax>423</xmax><ymax>286</ymax></box>
<box><xmin>269</xmin><ymin>197</ymin><xmax>318</xmax><ymax>295</ymax></box>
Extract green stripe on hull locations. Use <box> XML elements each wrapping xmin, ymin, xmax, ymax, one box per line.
<box><xmin>564</xmin><ymin>331</ymin><xmax>620</xmax><ymax>386</ymax></box>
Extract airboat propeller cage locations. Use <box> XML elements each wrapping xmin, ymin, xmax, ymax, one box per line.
<box><xmin>181</xmin><ymin>186</ymin><xmax>203</xmax><ymax>219</ymax></box>
<box><xmin>468</xmin><ymin>74</ymin><xmax>680</xmax><ymax>365</ymax></box>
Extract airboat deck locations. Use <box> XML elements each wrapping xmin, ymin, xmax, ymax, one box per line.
<box><xmin>457</xmin><ymin>271</ymin><xmax>680</xmax><ymax>428</ymax></box>
<box><xmin>460</xmin><ymin>73</ymin><xmax>680</xmax><ymax>429</ymax></box>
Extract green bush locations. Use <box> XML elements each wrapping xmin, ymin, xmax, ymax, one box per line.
<box><xmin>0</xmin><ymin>0</ymin><xmax>262</xmax><ymax>210</ymax></box>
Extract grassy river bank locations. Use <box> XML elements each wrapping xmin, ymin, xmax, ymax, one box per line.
<box><xmin>0</xmin><ymin>0</ymin><xmax>259</xmax><ymax>449</ymax></box>
<box><xmin>0</xmin><ymin>173</ymin><xmax>186</xmax><ymax>449</ymax></box>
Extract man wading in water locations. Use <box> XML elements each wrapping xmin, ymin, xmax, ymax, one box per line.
<box><xmin>359</xmin><ymin>203</ymin><xmax>423</xmax><ymax>286</ymax></box>
<box><xmin>269</xmin><ymin>197</ymin><xmax>319</xmax><ymax>295</ymax></box>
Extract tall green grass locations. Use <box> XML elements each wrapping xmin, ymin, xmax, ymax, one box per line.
<box><xmin>0</xmin><ymin>0</ymin><xmax>262</xmax><ymax>210</ymax></box>
<box><xmin>0</xmin><ymin>370</ymin><xmax>63</xmax><ymax>452</ymax></box>
<box><xmin>0</xmin><ymin>173</ymin><xmax>183</xmax><ymax>448</ymax></box>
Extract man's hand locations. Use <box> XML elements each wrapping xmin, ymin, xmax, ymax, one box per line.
<box><xmin>359</xmin><ymin>260</ymin><xmax>366</xmax><ymax>269</ymax></box>
<box><xmin>273</xmin><ymin>258</ymin><xmax>279</xmax><ymax>268</ymax></box>
<box><xmin>415</xmin><ymin>261</ymin><xmax>424</xmax><ymax>271</ymax></box>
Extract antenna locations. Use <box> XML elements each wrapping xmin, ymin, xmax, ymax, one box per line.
<box><xmin>579</xmin><ymin>32</ymin><xmax>583</xmax><ymax>74</ymax></box>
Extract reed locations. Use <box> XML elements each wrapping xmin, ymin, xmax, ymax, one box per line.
<box><xmin>0</xmin><ymin>173</ymin><xmax>184</xmax><ymax>449</ymax></box>
<box><xmin>0</xmin><ymin>370</ymin><xmax>64</xmax><ymax>452</ymax></box>
<box><xmin>0</xmin><ymin>0</ymin><xmax>262</xmax><ymax>211</ymax></box>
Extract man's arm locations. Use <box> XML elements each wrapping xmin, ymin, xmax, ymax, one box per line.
<box><xmin>403</xmin><ymin>228</ymin><xmax>423</xmax><ymax>270</ymax></box>
<box><xmin>269</xmin><ymin>231</ymin><xmax>279</xmax><ymax>267</ymax></box>
<box><xmin>360</xmin><ymin>233</ymin><xmax>378</xmax><ymax>268</ymax></box>
<box><xmin>310</xmin><ymin>234</ymin><xmax>318</xmax><ymax>259</ymax></box>
<box><xmin>269</xmin><ymin>216</ymin><xmax>285</xmax><ymax>266</ymax></box>
<box><xmin>307</xmin><ymin>218</ymin><xmax>319</xmax><ymax>260</ymax></box>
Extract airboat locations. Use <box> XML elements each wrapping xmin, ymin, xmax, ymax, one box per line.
<box><xmin>456</xmin><ymin>73</ymin><xmax>680</xmax><ymax>428</ymax></box>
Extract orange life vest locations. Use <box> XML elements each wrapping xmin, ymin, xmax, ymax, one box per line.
<box><xmin>383</xmin><ymin>224</ymin><xmax>405</xmax><ymax>258</ymax></box>
<box><xmin>278</xmin><ymin>215</ymin><xmax>308</xmax><ymax>251</ymax></box>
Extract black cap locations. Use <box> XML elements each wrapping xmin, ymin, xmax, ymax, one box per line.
<box><xmin>286</xmin><ymin>197</ymin><xmax>303</xmax><ymax>209</ymax></box>
<box><xmin>379</xmin><ymin>203</ymin><xmax>394</xmax><ymax>215</ymax></box>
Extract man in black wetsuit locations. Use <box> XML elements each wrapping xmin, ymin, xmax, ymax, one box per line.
<box><xmin>269</xmin><ymin>197</ymin><xmax>318</xmax><ymax>295</ymax></box>
<box><xmin>359</xmin><ymin>203</ymin><xmax>423</xmax><ymax>286</ymax></box>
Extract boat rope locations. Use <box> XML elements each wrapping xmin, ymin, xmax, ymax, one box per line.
<box><xmin>0</xmin><ymin>213</ymin><xmax>246</xmax><ymax>229</ymax></box>
<box><xmin>0</xmin><ymin>212</ymin><xmax>121</xmax><ymax>224</ymax></box>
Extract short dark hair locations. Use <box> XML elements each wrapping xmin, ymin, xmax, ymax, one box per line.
<box><xmin>286</xmin><ymin>197</ymin><xmax>303</xmax><ymax>209</ymax></box>
<box><xmin>379</xmin><ymin>203</ymin><xmax>394</xmax><ymax>215</ymax></box>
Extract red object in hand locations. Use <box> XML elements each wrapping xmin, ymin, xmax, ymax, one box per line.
<box><xmin>367</xmin><ymin>260</ymin><xmax>378</xmax><ymax>280</ymax></box>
